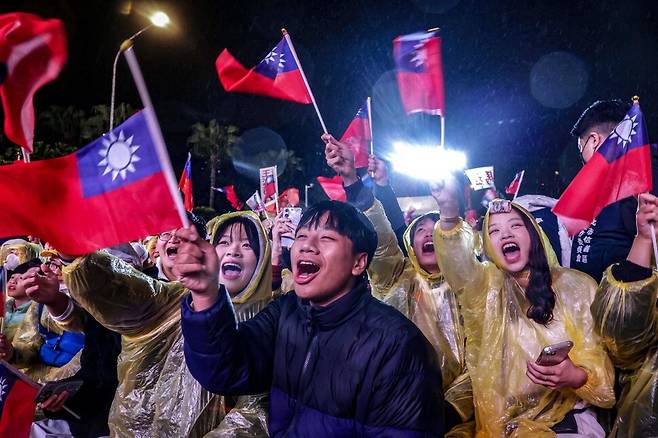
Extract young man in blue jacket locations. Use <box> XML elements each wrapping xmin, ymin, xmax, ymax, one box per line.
<box><xmin>177</xmin><ymin>200</ymin><xmax>445</xmax><ymax>437</ymax></box>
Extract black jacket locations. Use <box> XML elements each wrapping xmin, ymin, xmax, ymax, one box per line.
<box><xmin>181</xmin><ymin>280</ymin><xmax>445</xmax><ymax>437</ymax></box>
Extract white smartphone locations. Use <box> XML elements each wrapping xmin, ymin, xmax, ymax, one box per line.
<box><xmin>536</xmin><ymin>340</ymin><xmax>573</xmax><ymax>366</ymax></box>
<box><xmin>281</xmin><ymin>207</ymin><xmax>302</xmax><ymax>248</ymax></box>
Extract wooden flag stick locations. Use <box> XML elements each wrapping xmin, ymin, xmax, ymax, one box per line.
<box><xmin>282</xmin><ymin>29</ymin><xmax>328</xmax><ymax>134</ymax></box>
<box><xmin>122</xmin><ymin>43</ymin><xmax>190</xmax><ymax>229</ymax></box>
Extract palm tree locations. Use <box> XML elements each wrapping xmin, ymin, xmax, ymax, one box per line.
<box><xmin>187</xmin><ymin>120</ymin><xmax>239</xmax><ymax>207</ymax></box>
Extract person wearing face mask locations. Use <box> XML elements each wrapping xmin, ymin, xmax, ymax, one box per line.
<box><xmin>322</xmin><ymin>134</ymin><xmax>472</xmax><ymax>436</ymax></box>
<box><xmin>40</xmin><ymin>210</ymin><xmax>271</xmax><ymax>437</ymax></box>
<box><xmin>434</xmin><ymin>196</ymin><xmax>614</xmax><ymax>436</ymax></box>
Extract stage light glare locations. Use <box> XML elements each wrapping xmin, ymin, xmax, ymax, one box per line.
<box><xmin>391</xmin><ymin>142</ymin><xmax>467</xmax><ymax>182</ymax></box>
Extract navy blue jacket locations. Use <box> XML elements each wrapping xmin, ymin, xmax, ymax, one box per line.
<box><xmin>181</xmin><ymin>280</ymin><xmax>445</xmax><ymax>437</ymax></box>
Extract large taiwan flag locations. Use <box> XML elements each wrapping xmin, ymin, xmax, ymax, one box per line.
<box><xmin>553</xmin><ymin>102</ymin><xmax>652</xmax><ymax>236</ymax></box>
<box><xmin>0</xmin><ymin>110</ymin><xmax>184</xmax><ymax>254</ymax></box>
<box><xmin>393</xmin><ymin>30</ymin><xmax>445</xmax><ymax>115</ymax></box>
<box><xmin>216</xmin><ymin>35</ymin><xmax>312</xmax><ymax>104</ymax></box>
<box><xmin>340</xmin><ymin>101</ymin><xmax>371</xmax><ymax>168</ymax></box>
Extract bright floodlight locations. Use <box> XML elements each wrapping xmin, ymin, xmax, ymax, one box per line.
<box><xmin>150</xmin><ymin>11</ymin><xmax>170</xmax><ymax>27</ymax></box>
<box><xmin>391</xmin><ymin>142</ymin><xmax>467</xmax><ymax>182</ymax></box>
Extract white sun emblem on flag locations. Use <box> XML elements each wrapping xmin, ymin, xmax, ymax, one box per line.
<box><xmin>410</xmin><ymin>42</ymin><xmax>428</xmax><ymax>67</ymax></box>
<box><xmin>0</xmin><ymin>377</ymin><xmax>7</xmax><ymax>402</ymax></box>
<box><xmin>609</xmin><ymin>114</ymin><xmax>638</xmax><ymax>148</ymax></box>
<box><xmin>265</xmin><ymin>49</ymin><xmax>286</xmax><ymax>70</ymax></box>
<box><xmin>98</xmin><ymin>130</ymin><xmax>141</xmax><ymax>181</ymax></box>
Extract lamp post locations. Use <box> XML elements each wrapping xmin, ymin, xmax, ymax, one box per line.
<box><xmin>109</xmin><ymin>11</ymin><xmax>170</xmax><ymax>130</ymax></box>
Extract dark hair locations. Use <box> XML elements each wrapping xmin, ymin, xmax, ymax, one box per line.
<box><xmin>12</xmin><ymin>258</ymin><xmax>42</xmax><ymax>275</ymax></box>
<box><xmin>212</xmin><ymin>216</ymin><xmax>261</xmax><ymax>261</ymax></box>
<box><xmin>187</xmin><ymin>211</ymin><xmax>207</xmax><ymax>238</ymax></box>
<box><xmin>570</xmin><ymin>99</ymin><xmax>629</xmax><ymax>138</ymax></box>
<box><xmin>410</xmin><ymin>213</ymin><xmax>440</xmax><ymax>243</ymax></box>
<box><xmin>519</xmin><ymin>210</ymin><xmax>555</xmax><ymax>325</ymax></box>
<box><xmin>297</xmin><ymin>200</ymin><xmax>377</xmax><ymax>269</ymax></box>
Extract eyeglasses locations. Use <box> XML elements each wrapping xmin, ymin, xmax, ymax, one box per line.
<box><xmin>158</xmin><ymin>231</ymin><xmax>179</xmax><ymax>242</ymax></box>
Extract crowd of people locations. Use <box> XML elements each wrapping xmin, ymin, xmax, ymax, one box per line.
<box><xmin>0</xmin><ymin>98</ymin><xmax>656</xmax><ymax>437</ymax></box>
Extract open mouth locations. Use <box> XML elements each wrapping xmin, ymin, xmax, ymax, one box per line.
<box><xmin>422</xmin><ymin>241</ymin><xmax>434</xmax><ymax>254</ymax></box>
<box><xmin>221</xmin><ymin>262</ymin><xmax>243</xmax><ymax>281</ymax></box>
<box><xmin>501</xmin><ymin>242</ymin><xmax>521</xmax><ymax>263</ymax></box>
<box><xmin>165</xmin><ymin>246</ymin><xmax>178</xmax><ymax>259</ymax></box>
<box><xmin>295</xmin><ymin>260</ymin><xmax>320</xmax><ymax>284</ymax></box>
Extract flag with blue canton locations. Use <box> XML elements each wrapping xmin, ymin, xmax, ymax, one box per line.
<box><xmin>76</xmin><ymin>111</ymin><xmax>162</xmax><ymax>198</ymax></box>
<box><xmin>393</xmin><ymin>30</ymin><xmax>445</xmax><ymax>115</ymax></box>
<box><xmin>340</xmin><ymin>100</ymin><xmax>372</xmax><ymax>168</ymax></box>
<box><xmin>215</xmin><ymin>35</ymin><xmax>312</xmax><ymax>104</ymax></box>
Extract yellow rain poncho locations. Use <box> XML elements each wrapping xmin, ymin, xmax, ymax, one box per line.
<box><xmin>0</xmin><ymin>239</ymin><xmax>42</xmax><ymax>267</ymax></box>
<box><xmin>363</xmin><ymin>201</ymin><xmax>472</xmax><ymax>432</ymax></box>
<box><xmin>11</xmin><ymin>302</ymin><xmax>82</xmax><ymax>382</ymax></box>
<box><xmin>59</xmin><ymin>211</ymin><xmax>272</xmax><ymax>438</ymax></box>
<box><xmin>591</xmin><ymin>267</ymin><xmax>658</xmax><ymax>437</ymax></box>
<box><xmin>433</xmin><ymin>203</ymin><xmax>614</xmax><ymax>437</ymax></box>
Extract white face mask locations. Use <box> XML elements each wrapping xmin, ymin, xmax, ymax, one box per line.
<box><xmin>4</xmin><ymin>253</ymin><xmax>20</xmax><ymax>271</ymax></box>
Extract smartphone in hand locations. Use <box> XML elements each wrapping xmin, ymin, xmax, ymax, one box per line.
<box><xmin>536</xmin><ymin>341</ymin><xmax>573</xmax><ymax>367</ymax></box>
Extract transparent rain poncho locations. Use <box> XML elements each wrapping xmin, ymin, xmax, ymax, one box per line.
<box><xmin>433</xmin><ymin>203</ymin><xmax>614</xmax><ymax>437</ymax></box>
<box><xmin>591</xmin><ymin>267</ymin><xmax>658</xmax><ymax>437</ymax></box>
<box><xmin>60</xmin><ymin>211</ymin><xmax>272</xmax><ymax>437</ymax></box>
<box><xmin>363</xmin><ymin>200</ymin><xmax>473</xmax><ymax>434</ymax></box>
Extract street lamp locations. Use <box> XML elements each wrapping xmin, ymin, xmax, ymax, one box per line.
<box><xmin>109</xmin><ymin>11</ymin><xmax>171</xmax><ymax>130</ymax></box>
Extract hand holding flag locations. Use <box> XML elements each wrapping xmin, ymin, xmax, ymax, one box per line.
<box><xmin>340</xmin><ymin>100</ymin><xmax>372</xmax><ymax>168</ymax></box>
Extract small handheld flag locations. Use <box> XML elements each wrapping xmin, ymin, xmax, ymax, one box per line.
<box><xmin>393</xmin><ymin>30</ymin><xmax>445</xmax><ymax>116</ymax></box>
<box><xmin>505</xmin><ymin>170</ymin><xmax>525</xmax><ymax>200</ymax></box>
<box><xmin>340</xmin><ymin>100</ymin><xmax>372</xmax><ymax>168</ymax></box>
<box><xmin>260</xmin><ymin>166</ymin><xmax>279</xmax><ymax>212</ymax></box>
<box><xmin>246</xmin><ymin>191</ymin><xmax>265</xmax><ymax>213</ymax></box>
<box><xmin>0</xmin><ymin>13</ymin><xmax>67</xmax><ymax>155</ymax></box>
<box><xmin>178</xmin><ymin>153</ymin><xmax>194</xmax><ymax>211</ymax></box>
<box><xmin>465</xmin><ymin>166</ymin><xmax>495</xmax><ymax>191</ymax></box>
<box><xmin>553</xmin><ymin>101</ymin><xmax>652</xmax><ymax>236</ymax></box>
<box><xmin>0</xmin><ymin>361</ymin><xmax>39</xmax><ymax>438</ymax></box>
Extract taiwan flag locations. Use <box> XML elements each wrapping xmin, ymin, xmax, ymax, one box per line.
<box><xmin>505</xmin><ymin>170</ymin><xmax>525</xmax><ymax>196</ymax></box>
<box><xmin>340</xmin><ymin>101</ymin><xmax>371</xmax><ymax>168</ymax></box>
<box><xmin>178</xmin><ymin>153</ymin><xmax>193</xmax><ymax>211</ymax></box>
<box><xmin>553</xmin><ymin>102</ymin><xmax>652</xmax><ymax>236</ymax></box>
<box><xmin>0</xmin><ymin>109</ymin><xmax>184</xmax><ymax>254</ymax></box>
<box><xmin>0</xmin><ymin>362</ymin><xmax>38</xmax><ymax>438</ymax></box>
<box><xmin>216</xmin><ymin>35</ymin><xmax>312</xmax><ymax>104</ymax></box>
<box><xmin>0</xmin><ymin>13</ymin><xmax>68</xmax><ymax>152</ymax></box>
<box><xmin>393</xmin><ymin>30</ymin><xmax>445</xmax><ymax>115</ymax></box>
<box><xmin>317</xmin><ymin>175</ymin><xmax>346</xmax><ymax>202</ymax></box>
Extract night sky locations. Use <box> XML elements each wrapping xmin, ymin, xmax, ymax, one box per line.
<box><xmin>3</xmin><ymin>0</ymin><xmax>658</xmax><ymax>208</ymax></box>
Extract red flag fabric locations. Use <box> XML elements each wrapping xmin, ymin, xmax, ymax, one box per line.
<box><xmin>0</xmin><ymin>110</ymin><xmax>183</xmax><ymax>254</ymax></box>
<box><xmin>265</xmin><ymin>187</ymin><xmax>300</xmax><ymax>213</ymax></box>
<box><xmin>505</xmin><ymin>170</ymin><xmax>525</xmax><ymax>196</ymax></box>
<box><xmin>216</xmin><ymin>36</ymin><xmax>311</xmax><ymax>104</ymax></box>
<box><xmin>221</xmin><ymin>185</ymin><xmax>243</xmax><ymax>210</ymax></box>
<box><xmin>340</xmin><ymin>102</ymin><xmax>371</xmax><ymax>168</ymax></box>
<box><xmin>0</xmin><ymin>13</ymin><xmax>67</xmax><ymax>152</ymax></box>
<box><xmin>553</xmin><ymin>103</ymin><xmax>652</xmax><ymax>236</ymax></box>
<box><xmin>178</xmin><ymin>153</ymin><xmax>193</xmax><ymax>211</ymax></box>
<box><xmin>0</xmin><ymin>362</ymin><xmax>38</xmax><ymax>438</ymax></box>
<box><xmin>317</xmin><ymin>176</ymin><xmax>346</xmax><ymax>202</ymax></box>
<box><xmin>393</xmin><ymin>30</ymin><xmax>445</xmax><ymax>115</ymax></box>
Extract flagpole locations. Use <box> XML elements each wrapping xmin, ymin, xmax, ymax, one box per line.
<box><xmin>366</xmin><ymin>97</ymin><xmax>374</xmax><ymax>156</ymax></box>
<box><xmin>282</xmin><ymin>29</ymin><xmax>328</xmax><ymax>134</ymax></box>
<box><xmin>439</xmin><ymin>115</ymin><xmax>445</xmax><ymax>148</ymax></box>
<box><xmin>122</xmin><ymin>43</ymin><xmax>190</xmax><ymax>229</ymax></box>
<box><xmin>0</xmin><ymin>266</ymin><xmax>6</xmax><ymax>334</ymax></box>
<box><xmin>513</xmin><ymin>170</ymin><xmax>525</xmax><ymax>201</ymax></box>
<box><xmin>274</xmin><ymin>165</ymin><xmax>280</xmax><ymax>214</ymax></box>
<box><xmin>21</xmin><ymin>148</ymin><xmax>30</xmax><ymax>163</ymax></box>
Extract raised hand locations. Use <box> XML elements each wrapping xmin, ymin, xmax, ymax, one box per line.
<box><xmin>173</xmin><ymin>226</ymin><xmax>220</xmax><ymax>311</ymax></box>
<box><xmin>322</xmin><ymin>133</ymin><xmax>357</xmax><ymax>185</ymax></box>
<box><xmin>23</xmin><ymin>263</ymin><xmax>61</xmax><ymax>305</ymax></box>
<box><xmin>367</xmin><ymin>155</ymin><xmax>388</xmax><ymax>187</ymax></box>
